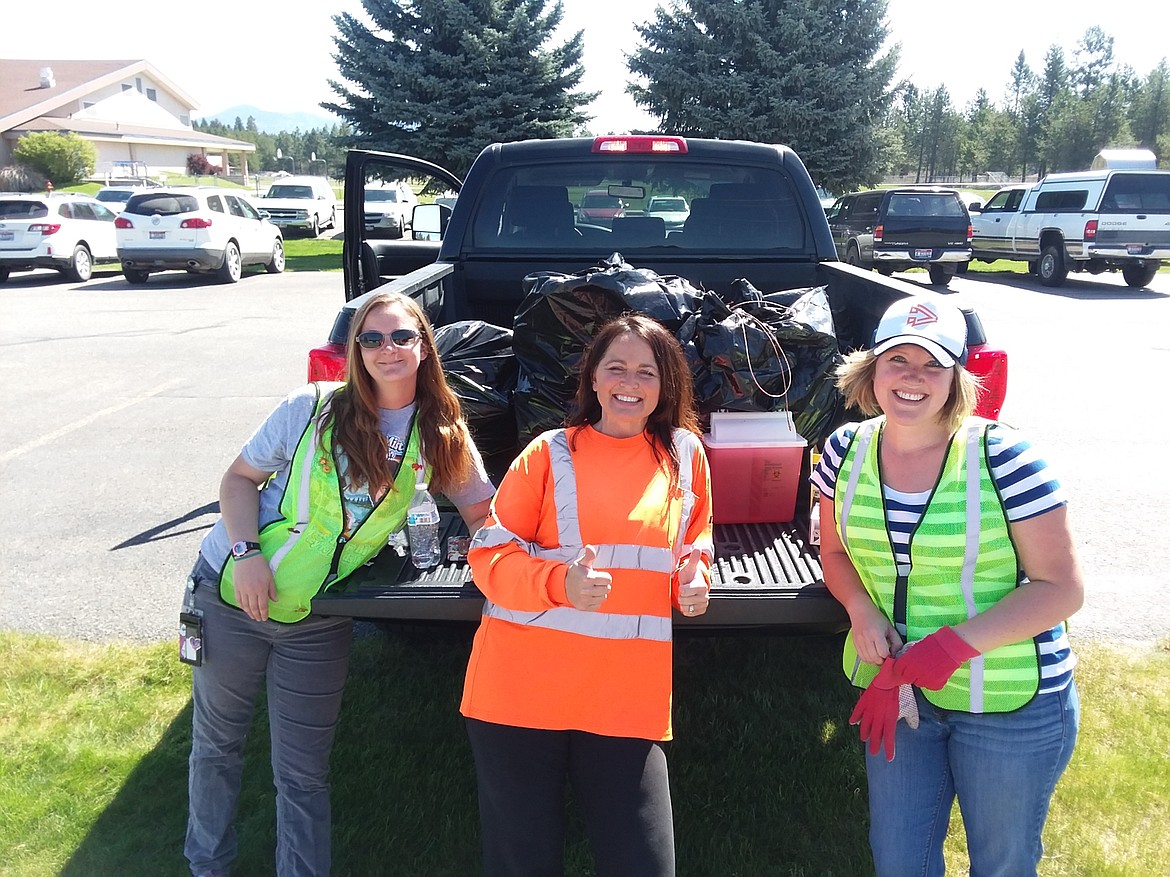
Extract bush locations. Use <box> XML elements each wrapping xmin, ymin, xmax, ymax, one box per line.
<box><xmin>186</xmin><ymin>153</ymin><xmax>221</xmax><ymax>176</ymax></box>
<box><xmin>12</xmin><ymin>132</ymin><xmax>95</xmax><ymax>186</ymax></box>
<box><xmin>0</xmin><ymin>164</ymin><xmax>47</xmax><ymax>193</ymax></box>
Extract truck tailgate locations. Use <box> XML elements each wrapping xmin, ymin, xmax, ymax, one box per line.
<box><xmin>312</xmin><ymin>513</ymin><xmax>846</xmax><ymax>631</ymax></box>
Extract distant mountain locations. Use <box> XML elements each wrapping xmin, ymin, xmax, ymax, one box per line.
<box><xmin>198</xmin><ymin>105</ymin><xmax>341</xmax><ymax>134</ymax></box>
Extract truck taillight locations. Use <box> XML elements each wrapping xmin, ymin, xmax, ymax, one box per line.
<box><xmin>308</xmin><ymin>342</ymin><xmax>347</xmax><ymax>382</ymax></box>
<box><xmin>873</xmin><ymin>224</ymin><xmax>884</xmax><ymax>242</ymax></box>
<box><xmin>181</xmin><ymin>217</ymin><xmax>213</xmax><ymax>229</ymax></box>
<box><xmin>966</xmin><ymin>344</ymin><xmax>1009</xmax><ymax>421</ymax></box>
<box><xmin>114</xmin><ymin>217</ymin><xmax>133</xmax><ymax>229</ymax></box>
<box><xmin>967</xmin><ymin>224</ymin><xmax>974</xmax><ymax>243</ymax></box>
<box><xmin>592</xmin><ymin>135</ymin><xmax>687</xmax><ymax>154</ymax></box>
<box><xmin>1084</xmin><ymin>219</ymin><xmax>1098</xmax><ymax>240</ymax></box>
<box><xmin>28</xmin><ymin>223</ymin><xmax>61</xmax><ymax>235</ymax></box>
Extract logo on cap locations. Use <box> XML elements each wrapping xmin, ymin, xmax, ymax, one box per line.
<box><xmin>905</xmin><ymin>303</ymin><xmax>939</xmax><ymax>328</ymax></box>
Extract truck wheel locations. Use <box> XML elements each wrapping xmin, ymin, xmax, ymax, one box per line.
<box><xmin>216</xmin><ymin>241</ymin><xmax>243</xmax><ymax>284</ymax></box>
<box><xmin>1028</xmin><ymin>260</ymin><xmax>1039</xmax><ymax>275</ymax></box>
<box><xmin>391</xmin><ymin>216</ymin><xmax>404</xmax><ymax>240</ymax></box>
<box><xmin>0</xmin><ymin>268</ymin><xmax>10</xmax><ymax>283</ymax></box>
<box><xmin>956</xmin><ymin>261</ymin><xmax>969</xmax><ymax>274</ymax></box>
<box><xmin>845</xmin><ymin>243</ymin><xmax>867</xmax><ymax>270</ymax></box>
<box><xmin>65</xmin><ymin>244</ymin><xmax>94</xmax><ymax>282</ymax></box>
<box><xmin>1038</xmin><ymin>244</ymin><xmax>1067</xmax><ymax>287</ymax></box>
<box><xmin>266</xmin><ymin>238</ymin><xmax>286</xmax><ymax>274</ymax></box>
<box><xmin>1122</xmin><ymin>263</ymin><xmax>1159</xmax><ymax>288</ymax></box>
<box><xmin>928</xmin><ymin>264</ymin><xmax>951</xmax><ymax>286</ymax></box>
<box><xmin>123</xmin><ymin>267</ymin><xmax>150</xmax><ymax>285</ymax></box>
<box><xmin>876</xmin><ymin>265</ymin><xmax>893</xmax><ymax>276</ymax></box>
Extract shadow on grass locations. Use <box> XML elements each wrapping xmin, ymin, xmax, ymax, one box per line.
<box><xmin>61</xmin><ymin>628</ymin><xmax>871</xmax><ymax>877</ymax></box>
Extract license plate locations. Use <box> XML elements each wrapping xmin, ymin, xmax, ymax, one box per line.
<box><xmin>0</xmin><ymin>231</ymin><xmax>12</xmax><ymax>241</ymax></box>
<box><xmin>1127</xmin><ymin>244</ymin><xmax>1145</xmax><ymax>255</ymax></box>
<box><xmin>149</xmin><ymin>231</ymin><xmax>166</xmax><ymax>240</ymax></box>
<box><xmin>912</xmin><ymin>248</ymin><xmax>932</xmax><ymax>260</ymax></box>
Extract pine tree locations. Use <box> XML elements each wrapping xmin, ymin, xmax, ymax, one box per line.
<box><xmin>324</xmin><ymin>0</ymin><xmax>596</xmax><ymax>176</ymax></box>
<box><xmin>626</xmin><ymin>0</ymin><xmax>896</xmax><ymax>192</ymax></box>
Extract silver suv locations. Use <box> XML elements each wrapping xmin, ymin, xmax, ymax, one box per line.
<box><xmin>0</xmin><ymin>192</ymin><xmax>119</xmax><ymax>283</ymax></box>
<box><xmin>115</xmin><ymin>187</ymin><xmax>284</xmax><ymax>284</ymax></box>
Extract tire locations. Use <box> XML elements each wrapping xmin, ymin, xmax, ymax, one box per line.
<box><xmin>266</xmin><ymin>238</ymin><xmax>286</xmax><ymax>274</ymax></box>
<box><xmin>65</xmin><ymin>244</ymin><xmax>94</xmax><ymax>282</ymax></box>
<box><xmin>391</xmin><ymin>216</ymin><xmax>404</xmax><ymax>240</ymax></box>
<box><xmin>956</xmin><ymin>261</ymin><xmax>969</xmax><ymax>274</ymax></box>
<box><xmin>1038</xmin><ymin>243</ymin><xmax>1067</xmax><ymax>287</ymax></box>
<box><xmin>1122</xmin><ymin>263</ymin><xmax>1159</xmax><ymax>288</ymax></box>
<box><xmin>306</xmin><ymin>216</ymin><xmax>319</xmax><ymax>239</ymax></box>
<box><xmin>1028</xmin><ymin>260</ymin><xmax>1039</xmax><ymax>275</ymax></box>
<box><xmin>0</xmin><ymin>267</ymin><xmax>10</xmax><ymax>283</ymax></box>
<box><xmin>216</xmin><ymin>241</ymin><xmax>242</xmax><ymax>284</ymax></box>
<box><xmin>876</xmin><ymin>265</ymin><xmax>893</xmax><ymax>276</ymax></box>
<box><xmin>928</xmin><ymin>264</ymin><xmax>951</xmax><ymax>286</ymax></box>
<box><xmin>123</xmin><ymin>267</ymin><xmax>150</xmax><ymax>285</ymax></box>
<box><xmin>326</xmin><ymin>207</ymin><xmax>336</xmax><ymax>230</ymax></box>
<box><xmin>845</xmin><ymin>243</ymin><xmax>866</xmax><ymax>270</ymax></box>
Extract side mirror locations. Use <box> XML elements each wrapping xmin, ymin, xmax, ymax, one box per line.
<box><xmin>412</xmin><ymin>203</ymin><xmax>451</xmax><ymax>241</ymax></box>
<box><xmin>967</xmin><ymin>203</ymin><xmax>982</xmax><ymax>214</ymax></box>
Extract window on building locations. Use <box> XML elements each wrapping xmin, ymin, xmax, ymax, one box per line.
<box><xmin>146</xmin><ymin>88</ymin><xmax>157</xmax><ymax>102</ymax></box>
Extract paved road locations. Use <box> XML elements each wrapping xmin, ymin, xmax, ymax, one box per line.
<box><xmin>1</xmin><ymin>263</ymin><xmax>1166</xmax><ymax>647</ymax></box>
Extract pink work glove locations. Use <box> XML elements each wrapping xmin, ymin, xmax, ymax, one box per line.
<box><xmin>893</xmin><ymin>626</ymin><xmax>979</xmax><ymax>691</ymax></box>
<box><xmin>849</xmin><ymin>657</ymin><xmax>902</xmax><ymax>762</ymax></box>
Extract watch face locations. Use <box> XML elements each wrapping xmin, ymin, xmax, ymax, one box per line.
<box><xmin>232</xmin><ymin>541</ymin><xmax>256</xmax><ymax>558</ymax></box>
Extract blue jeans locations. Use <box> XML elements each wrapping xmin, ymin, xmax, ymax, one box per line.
<box><xmin>866</xmin><ymin>681</ymin><xmax>1079</xmax><ymax>877</ymax></box>
<box><xmin>184</xmin><ymin>556</ymin><xmax>353</xmax><ymax>877</ymax></box>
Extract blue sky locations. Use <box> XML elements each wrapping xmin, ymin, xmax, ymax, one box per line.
<box><xmin>3</xmin><ymin>0</ymin><xmax>1166</xmax><ymax>134</ymax></box>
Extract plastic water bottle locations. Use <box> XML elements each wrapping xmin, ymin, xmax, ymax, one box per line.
<box><xmin>406</xmin><ymin>481</ymin><xmax>441</xmax><ymax>569</ymax></box>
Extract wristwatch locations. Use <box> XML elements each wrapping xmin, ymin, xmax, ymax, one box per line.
<box><xmin>231</xmin><ymin>540</ymin><xmax>262</xmax><ymax>560</ymax></box>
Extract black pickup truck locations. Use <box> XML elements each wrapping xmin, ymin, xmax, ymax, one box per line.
<box><xmin>307</xmin><ymin>136</ymin><xmax>1009</xmax><ymax>630</ymax></box>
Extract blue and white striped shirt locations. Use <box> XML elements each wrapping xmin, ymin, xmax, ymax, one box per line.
<box><xmin>812</xmin><ymin>421</ymin><xmax>1075</xmax><ymax>694</ymax></box>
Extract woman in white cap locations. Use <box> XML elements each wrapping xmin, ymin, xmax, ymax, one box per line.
<box><xmin>811</xmin><ymin>295</ymin><xmax>1084</xmax><ymax>876</ymax></box>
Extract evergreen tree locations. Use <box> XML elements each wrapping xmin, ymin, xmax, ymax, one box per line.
<box><xmin>626</xmin><ymin>0</ymin><xmax>896</xmax><ymax>192</ymax></box>
<box><xmin>324</xmin><ymin>0</ymin><xmax>595</xmax><ymax>176</ymax></box>
<box><xmin>1129</xmin><ymin>59</ymin><xmax>1170</xmax><ymax>152</ymax></box>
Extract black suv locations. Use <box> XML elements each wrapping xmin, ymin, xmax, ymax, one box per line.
<box><xmin>826</xmin><ymin>187</ymin><xmax>972</xmax><ymax>286</ymax></box>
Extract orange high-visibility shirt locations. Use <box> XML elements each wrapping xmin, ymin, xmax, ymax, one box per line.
<box><xmin>460</xmin><ymin>425</ymin><xmax>713</xmax><ymax>741</ymax></box>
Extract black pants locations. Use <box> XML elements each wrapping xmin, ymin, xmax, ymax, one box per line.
<box><xmin>465</xmin><ymin>718</ymin><xmax>675</xmax><ymax>877</ymax></box>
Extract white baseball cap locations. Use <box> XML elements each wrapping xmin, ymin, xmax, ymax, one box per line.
<box><xmin>871</xmin><ymin>296</ymin><xmax>968</xmax><ymax>367</ymax></box>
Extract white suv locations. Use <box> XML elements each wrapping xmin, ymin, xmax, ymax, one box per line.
<box><xmin>0</xmin><ymin>192</ymin><xmax>119</xmax><ymax>283</ymax></box>
<box><xmin>115</xmin><ymin>187</ymin><xmax>285</xmax><ymax>284</ymax></box>
<box><xmin>363</xmin><ymin>181</ymin><xmax>418</xmax><ymax>238</ymax></box>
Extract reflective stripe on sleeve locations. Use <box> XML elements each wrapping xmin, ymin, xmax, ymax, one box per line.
<box><xmin>482</xmin><ymin>600</ymin><xmax>673</xmax><ymax>642</ymax></box>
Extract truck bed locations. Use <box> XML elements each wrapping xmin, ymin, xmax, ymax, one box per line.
<box><xmin>311</xmin><ymin>512</ymin><xmax>845</xmax><ymax>631</ymax></box>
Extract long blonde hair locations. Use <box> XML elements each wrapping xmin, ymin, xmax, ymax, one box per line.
<box><xmin>325</xmin><ymin>292</ymin><xmax>474</xmax><ymax>495</ymax></box>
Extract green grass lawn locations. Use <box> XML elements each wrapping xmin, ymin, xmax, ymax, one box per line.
<box><xmin>282</xmin><ymin>237</ymin><xmax>342</xmax><ymax>272</ymax></box>
<box><xmin>1</xmin><ymin>630</ymin><xmax>1166</xmax><ymax>876</ymax></box>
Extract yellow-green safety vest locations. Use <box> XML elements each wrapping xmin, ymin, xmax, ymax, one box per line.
<box><xmin>220</xmin><ymin>382</ymin><xmax>429</xmax><ymax>623</ymax></box>
<box><xmin>834</xmin><ymin>416</ymin><xmax>1040</xmax><ymax>713</ymax></box>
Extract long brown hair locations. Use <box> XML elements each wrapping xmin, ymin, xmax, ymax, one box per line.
<box><xmin>567</xmin><ymin>314</ymin><xmax>700</xmax><ymax>477</ymax></box>
<box><xmin>324</xmin><ymin>291</ymin><xmax>473</xmax><ymax>496</ymax></box>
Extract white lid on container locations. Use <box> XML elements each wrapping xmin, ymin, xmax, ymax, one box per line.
<box><xmin>707</xmin><ymin>411</ymin><xmax>806</xmax><ymax>445</ymax></box>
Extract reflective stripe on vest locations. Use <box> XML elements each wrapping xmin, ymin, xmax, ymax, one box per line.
<box><xmin>478</xmin><ymin>428</ymin><xmax>705</xmax><ymax>642</ymax></box>
<box><xmin>836</xmin><ymin>416</ymin><xmax>1040</xmax><ymax>713</ymax></box>
<box><xmin>219</xmin><ymin>383</ymin><xmax>427</xmax><ymax>623</ymax></box>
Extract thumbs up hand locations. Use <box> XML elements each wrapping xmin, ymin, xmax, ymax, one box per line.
<box><xmin>566</xmin><ymin>544</ymin><xmax>612</xmax><ymax>611</ymax></box>
<box><xmin>676</xmin><ymin>548</ymin><xmax>709</xmax><ymax>617</ymax></box>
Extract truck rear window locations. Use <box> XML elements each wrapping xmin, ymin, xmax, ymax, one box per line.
<box><xmin>468</xmin><ymin>161</ymin><xmax>808</xmax><ymax>252</ymax></box>
<box><xmin>1101</xmin><ymin>173</ymin><xmax>1170</xmax><ymax>213</ymax></box>
<box><xmin>887</xmin><ymin>193</ymin><xmax>966</xmax><ymax>218</ymax></box>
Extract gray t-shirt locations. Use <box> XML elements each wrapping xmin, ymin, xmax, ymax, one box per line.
<box><xmin>199</xmin><ymin>383</ymin><xmax>495</xmax><ymax>567</ymax></box>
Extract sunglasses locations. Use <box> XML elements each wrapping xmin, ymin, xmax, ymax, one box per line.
<box><xmin>357</xmin><ymin>328</ymin><xmax>421</xmax><ymax>349</ymax></box>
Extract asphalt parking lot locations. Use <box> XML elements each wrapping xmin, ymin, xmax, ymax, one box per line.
<box><xmin>0</xmin><ymin>264</ymin><xmax>1167</xmax><ymax>647</ymax></box>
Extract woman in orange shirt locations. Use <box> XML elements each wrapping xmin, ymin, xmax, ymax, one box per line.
<box><xmin>461</xmin><ymin>314</ymin><xmax>714</xmax><ymax>876</ymax></box>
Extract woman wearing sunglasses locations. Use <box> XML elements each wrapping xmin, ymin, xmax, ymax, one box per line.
<box><xmin>183</xmin><ymin>291</ymin><xmax>494</xmax><ymax>877</ymax></box>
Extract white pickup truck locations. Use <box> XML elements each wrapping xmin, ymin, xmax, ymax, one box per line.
<box><xmin>969</xmin><ymin>169</ymin><xmax>1170</xmax><ymax>288</ymax></box>
<box><xmin>253</xmin><ymin>175</ymin><xmax>337</xmax><ymax>238</ymax></box>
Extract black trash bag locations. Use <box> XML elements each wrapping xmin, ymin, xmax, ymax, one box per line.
<box><xmin>681</xmin><ymin>282</ymin><xmax>844</xmax><ymax>446</ymax></box>
<box><xmin>434</xmin><ymin>320</ymin><xmax>519</xmax><ymax>460</ymax></box>
<box><xmin>513</xmin><ymin>253</ymin><xmax>704</xmax><ymax>443</ymax></box>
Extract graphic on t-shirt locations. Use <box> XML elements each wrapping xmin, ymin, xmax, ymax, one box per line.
<box><xmin>386</xmin><ymin>432</ymin><xmax>406</xmax><ymax>463</ymax></box>
<box><xmin>335</xmin><ymin>448</ymin><xmax>374</xmax><ymax>539</ymax></box>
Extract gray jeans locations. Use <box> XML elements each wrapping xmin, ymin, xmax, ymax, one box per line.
<box><xmin>184</xmin><ymin>555</ymin><xmax>353</xmax><ymax>877</ymax></box>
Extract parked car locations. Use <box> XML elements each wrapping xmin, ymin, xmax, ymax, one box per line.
<box><xmin>114</xmin><ymin>187</ymin><xmax>284</xmax><ymax>284</ymax></box>
<box><xmin>93</xmin><ymin>186</ymin><xmax>140</xmax><ymax>213</ymax></box>
<box><xmin>253</xmin><ymin>175</ymin><xmax>337</xmax><ymax>238</ymax></box>
<box><xmin>645</xmin><ymin>195</ymin><xmax>690</xmax><ymax>230</ymax></box>
<box><xmin>577</xmin><ymin>188</ymin><xmax>625</xmax><ymax>226</ymax></box>
<box><xmin>0</xmin><ymin>192</ymin><xmax>119</xmax><ymax>283</ymax></box>
<box><xmin>826</xmin><ymin>186</ymin><xmax>972</xmax><ymax>286</ymax></box>
<box><xmin>362</xmin><ymin>180</ymin><xmax>418</xmax><ymax>238</ymax></box>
